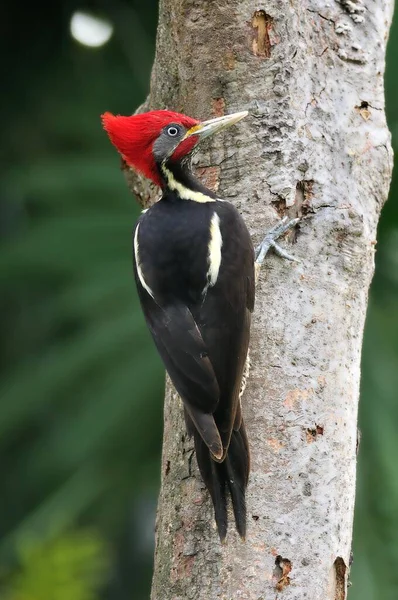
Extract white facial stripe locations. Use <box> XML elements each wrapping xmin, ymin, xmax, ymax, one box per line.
<box><xmin>134</xmin><ymin>223</ymin><xmax>155</xmax><ymax>299</ymax></box>
<box><xmin>161</xmin><ymin>164</ymin><xmax>215</xmax><ymax>203</ymax></box>
<box><xmin>208</xmin><ymin>213</ymin><xmax>223</xmax><ymax>287</ymax></box>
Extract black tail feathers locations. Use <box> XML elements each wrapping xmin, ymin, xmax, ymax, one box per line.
<box><xmin>194</xmin><ymin>423</ymin><xmax>250</xmax><ymax>541</ymax></box>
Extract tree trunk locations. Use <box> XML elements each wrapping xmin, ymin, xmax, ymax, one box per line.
<box><xmin>126</xmin><ymin>1</ymin><xmax>394</xmax><ymax>598</ymax></box>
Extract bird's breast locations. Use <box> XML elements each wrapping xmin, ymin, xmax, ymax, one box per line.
<box><xmin>135</xmin><ymin>200</ymin><xmax>220</xmax><ymax>304</ymax></box>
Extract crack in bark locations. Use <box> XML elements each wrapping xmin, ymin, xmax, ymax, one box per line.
<box><xmin>334</xmin><ymin>556</ymin><xmax>347</xmax><ymax>600</ymax></box>
<box><xmin>251</xmin><ymin>10</ymin><xmax>274</xmax><ymax>58</ymax></box>
<box><xmin>307</xmin><ymin>8</ymin><xmax>336</xmax><ymax>25</ymax></box>
<box><xmin>181</xmin><ymin>449</ymin><xmax>195</xmax><ymax>480</ymax></box>
<box><xmin>337</xmin><ymin>48</ymin><xmax>368</xmax><ymax>63</ymax></box>
<box><xmin>305</xmin><ymin>424</ymin><xmax>325</xmax><ymax>443</ymax></box>
<box><xmin>317</xmin><ymin>47</ymin><xmax>330</xmax><ymax>58</ymax></box>
<box><xmin>293</xmin><ymin>180</ymin><xmax>315</xmax><ymax>218</ymax></box>
<box><xmin>273</xmin><ymin>555</ymin><xmax>292</xmax><ymax>591</ymax></box>
<box><xmin>305</xmin><ymin>87</ymin><xmax>326</xmax><ymax>116</ymax></box>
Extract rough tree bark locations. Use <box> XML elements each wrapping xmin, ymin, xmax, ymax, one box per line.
<box><xmin>125</xmin><ymin>1</ymin><xmax>393</xmax><ymax>598</ymax></box>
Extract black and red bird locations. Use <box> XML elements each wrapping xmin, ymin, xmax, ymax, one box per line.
<box><xmin>102</xmin><ymin>109</ymin><xmax>255</xmax><ymax>540</ymax></box>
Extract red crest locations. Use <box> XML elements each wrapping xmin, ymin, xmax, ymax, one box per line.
<box><xmin>101</xmin><ymin>110</ymin><xmax>199</xmax><ymax>186</ymax></box>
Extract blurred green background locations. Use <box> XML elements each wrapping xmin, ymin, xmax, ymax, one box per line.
<box><xmin>0</xmin><ymin>2</ymin><xmax>396</xmax><ymax>599</ymax></box>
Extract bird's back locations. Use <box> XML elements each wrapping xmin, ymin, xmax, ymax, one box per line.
<box><xmin>134</xmin><ymin>194</ymin><xmax>254</xmax><ymax>539</ymax></box>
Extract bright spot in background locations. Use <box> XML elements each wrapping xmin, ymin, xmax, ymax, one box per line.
<box><xmin>70</xmin><ymin>11</ymin><xmax>113</xmax><ymax>48</ymax></box>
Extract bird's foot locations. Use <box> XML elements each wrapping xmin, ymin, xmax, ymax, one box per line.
<box><xmin>255</xmin><ymin>216</ymin><xmax>300</xmax><ymax>266</ymax></box>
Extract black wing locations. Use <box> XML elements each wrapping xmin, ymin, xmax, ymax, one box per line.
<box><xmin>133</xmin><ymin>202</ymin><xmax>254</xmax><ymax>459</ymax></box>
<box><xmin>133</xmin><ymin>201</ymin><xmax>254</xmax><ymax>539</ymax></box>
<box><xmin>192</xmin><ymin>200</ymin><xmax>255</xmax><ymax>458</ymax></box>
<box><xmin>189</xmin><ymin>201</ymin><xmax>254</xmax><ymax>539</ymax></box>
<box><xmin>134</xmin><ymin>273</ymin><xmax>224</xmax><ymax>459</ymax></box>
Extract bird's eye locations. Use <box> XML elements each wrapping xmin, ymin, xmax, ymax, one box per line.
<box><xmin>167</xmin><ymin>126</ymin><xmax>179</xmax><ymax>137</ymax></box>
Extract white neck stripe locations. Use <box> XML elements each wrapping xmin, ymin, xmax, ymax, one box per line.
<box><xmin>161</xmin><ymin>164</ymin><xmax>216</xmax><ymax>203</ymax></box>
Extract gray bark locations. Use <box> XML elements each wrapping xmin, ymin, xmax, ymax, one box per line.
<box><xmin>126</xmin><ymin>1</ymin><xmax>394</xmax><ymax>598</ymax></box>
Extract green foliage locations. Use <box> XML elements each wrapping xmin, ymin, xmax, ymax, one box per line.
<box><xmin>1</xmin><ymin>2</ymin><xmax>161</xmax><ymax>599</ymax></box>
<box><xmin>349</xmin><ymin>12</ymin><xmax>398</xmax><ymax>600</ymax></box>
<box><xmin>3</xmin><ymin>530</ymin><xmax>108</xmax><ymax>600</ymax></box>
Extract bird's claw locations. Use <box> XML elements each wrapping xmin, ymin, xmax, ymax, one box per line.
<box><xmin>255</xmin><ymin>216</ymin><xmax>300</xmax><ymax>265</ymax></box>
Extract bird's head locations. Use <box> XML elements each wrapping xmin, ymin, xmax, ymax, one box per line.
<box><xmin>101</xmin><ymin>109</ymin><xmax>248</xmax><ymax>187</ymax></box>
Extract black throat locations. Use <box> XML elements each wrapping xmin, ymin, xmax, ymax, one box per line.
<box><xmin>158</xmin><ymin>158</ymin><xmax>218</xmax><ymax>201</ymax></box>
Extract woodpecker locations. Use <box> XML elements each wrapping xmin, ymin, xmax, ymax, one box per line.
<box><xmin>102</xmin><ymin>109</ymin><xmax>297</xmax><ymax>540</ymax></box>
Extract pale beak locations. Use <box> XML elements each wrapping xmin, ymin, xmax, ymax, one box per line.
<box><xmin>185</xmin><ymin>110</ymin><xmax>248</xmax><ymax>140</ymax></box>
